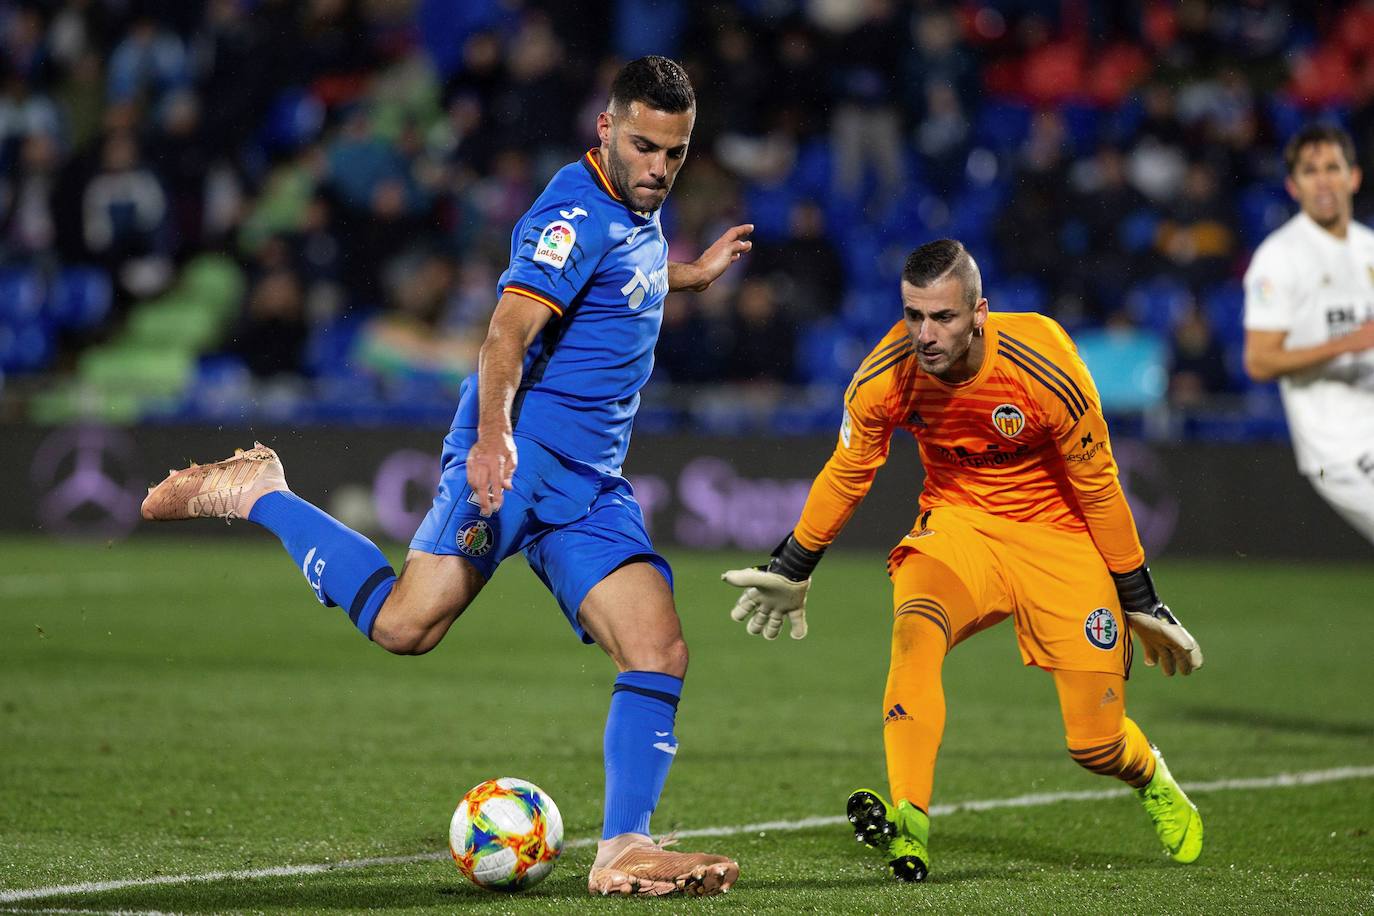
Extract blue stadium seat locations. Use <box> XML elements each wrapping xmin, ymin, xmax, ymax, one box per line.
<box><xmin>743</xmin><ymin>180</ymin><xmax>799</xmax><ymax>242</ymax></box>
<box><xmin>974</xmin><ymin>99</ymin><xmax>1032</xmax><ymax>153</ymax></box>
<box><xmin>0</xmin><ymin>266</ymin><xmax>45</xmax><ymax>323</ymax></box>
<box><xmin>1204</xmin><ymin>281</ymin><xmax>1247</xmax><ymax>345</ymax></box>
<box><xmin>260</xmin><ymin>87</ymin><xmax>325</xmax><ymax>153</ymax></box>
<box><xmin>0</xmin><ymin>320</ymin><xmax>56</xmax><ymax>373</ymax></box>
<box><xmin>1238</xmin><ymin>184</ymin><xmax>1292</xmax><ymax>245</ymax></box>
<box><xmin>986</xmin><ymin>275</ymin><xmax>1047</xmax><ymax>314</ymax></box>
<box><xmin>1124</xmin><ymin>275</ymin><xmax>1193</xmax><ymax>334</ymax></box>
<box><xmin>1118</xmin><ymin>208</ymin><xmax>1160</xmax><ymax>253</ymax></box>
<box><xmin>50</xmin><ymin>266</ymin><xmax>113</xmax><ymax>331</ymax></box>
<box><xmin>1060</xmin><ymin>102</ymin><xmax>1102</xmax><ymax>155</ymax></box>
<box><xmin>796</xmin><ymin>320</ymin><xmax>866</xmax><ymax>385</ymax></box>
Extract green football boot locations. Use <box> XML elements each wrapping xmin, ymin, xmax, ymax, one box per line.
<box><xmin>1136</xmin><ymin>746</ymin><xmax>1203</xmax><ymax>863</ymax></box>
<box><xmin>846</xmin><ymin>789</ymin><xmax>931</xmax><ymax>882</ymax></box>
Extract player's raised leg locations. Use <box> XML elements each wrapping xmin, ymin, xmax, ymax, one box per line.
<box><xmin>141</xmin><ymin>443</ymin><xmax>485</xmax><ymax>649</ymax></box>
<box><xmin>577</xmin><ymin>561</ymin><xmax>738</xmax><ymax>897</ymax></box>
<box><xmin>1055</xmin><ymin>669</ymin><xmax>1203</xmax><ymax>862</ymax></box>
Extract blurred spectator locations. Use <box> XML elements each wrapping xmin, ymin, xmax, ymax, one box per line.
<box><xmin>747</xmin><ymin>200</ymin><xmax>845</xmax><ymax>320</ymax></box>
<box><xmin>1168</xmin><ymin>305</ymin><xmax>1231</xmax><ymax>407</ymax></box>
<box><xmin>828</xmin><ymin>0</ymin><xmax>906</xmax><ymax>203</ymax></box>
<box><xmin>0</xmin><ymin>76</ymin><xmax>61</xmax><ymax>170</ymax></box>
<box><xmin>1</xmin><ymin>132</ymin><xmax>59</xmax><ymax>259</ymax></box>
<box><xmin>724</xmin><ymin>278</ymin><xmax>795</xmax><ymax>385</ymax></box>
<box><xmin>1155</xmin><ymin>161</ymin><xmax>1236</xmax><ymax>289</ymax></box>
<box><xmin>355</xmin><ymin>250</ymin><xmax>480</xmax><ymax>383</ymax></box>
<box><xmin>81</xmin><ymin>129</ymin><xmax>171</xmax><ymax>297</ymax></box>
<box><xmin>106</xmin><ymin>17</ymin><xmax>188</xmax><ymax>106</ymax></box>
<box><xmin>233</xmin><ymin>258</ymin><xmax>308</xmax><ymax>379</ymax></box>
<box><xmin>656</xmin><ymin>293</ymin><xmax>727</xmax><ymax>384</ymax></box>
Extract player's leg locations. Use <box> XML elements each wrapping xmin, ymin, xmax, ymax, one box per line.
<box><xmin>141</xmin><ymin>444</ymin><xmax>405</xmax><ymax>640</ymax></box>
<box><xmin>849</xmin><ymin>548</ymin><xmax>1003</xmax><ymax>882</ymax></box>
<box><xmin>577</xmin><ymin>562</ymin><xmax>737</xmax><ymax>896</ymax></box>
<box><xmin>1054</xmin><ymin>669</ymin><xmax>1202</xmax><ymax>862</ymax></box>
<box><xmin>141</xmin><ymin>440</ymin><xmax>498</xmax><ymax>652</ymax></box>
<box><xmin>527</xmin><ymin>482</ymin><xmax>735</xmax><ymax>896</ymax></box>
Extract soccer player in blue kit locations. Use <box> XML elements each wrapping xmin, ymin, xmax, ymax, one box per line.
<box><xmin>141</xmin><ymin>57</ymin><xmax>752</xmax><ymax>897</ymax></box>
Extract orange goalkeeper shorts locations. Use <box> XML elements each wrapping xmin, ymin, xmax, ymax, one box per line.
<box><xmin>886</xmin><ymin>505</ymin><xmax>1133</xmax><ymax>676</ymax></box>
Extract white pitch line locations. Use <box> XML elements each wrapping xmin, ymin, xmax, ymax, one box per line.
<box><xmin>3</xmin><ymin>764</ymin><xmax>1372</xmax><ymax>904</ymax></box>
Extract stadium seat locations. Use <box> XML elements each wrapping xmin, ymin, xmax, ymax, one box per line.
<box><xmin>259</xmin><ymin>87</ymin><xmax>325</xmax><ymax>153</ymax></box>
<box><xmin>986</xmin><ymin>276</ymin><xmax>1047</xmax><ymax>314</ymax></box>
<box><xmin>0</xmin><ymin>320</ymin><xmax>56</xmax><ymax>373</ymax></box>
<box><xmin>796</xmin><ymin>320</ymin><xmax>866</xmax><ymax>385</ymax></box>
<box><xmin>0</xmin><ymin>266</ymin><xmax>45</xmax><ymax>324</ymax></box>
<box><xmin>974</xmin><ymin>99</ymin><xmax>1033</xmax><ymax>153</ymax></box>
<box><xmin>1124</xmin><ymin>276</ymin><xmax>1193</xmax><ymax>334</ymax></box>
<box><xmin>1073</xmin><ymin>326</ymin><xmax>1168</xmax><ymax>411</ymax></box>
<box><xmin>1204</xmin><ymin>282</ymin><xmax>1247</xmax><ymax>345</ymax></box>
<box><xmin>50</xmin><ymin>266</ymin><xmax>113</xmax><ymax>331</ymax></box>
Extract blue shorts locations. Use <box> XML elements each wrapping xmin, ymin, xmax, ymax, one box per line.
<box><xmin>410</xmin><ymin>431</ymin><xmax>672</xmax><ymax>643</ymax></box>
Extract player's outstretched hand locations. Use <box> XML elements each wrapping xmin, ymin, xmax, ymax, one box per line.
<box><xmin>466</xmin><ymin>429</ymin><xmax>517</xmax><ymax>517</ymax></box>
<box><xmin>681</xmin><ymin>224</ymin><xmax>753</xmax><ymax>292</ymax></box>
<box><xmin>721</xmin><ymin>566</ymin><xmax>809</xmax><ymax>640</ymax></box>
<box><xmin>1126</xmin><ymin>604</ymin><xmax>1203</xmax><ymax>676</ymax></box>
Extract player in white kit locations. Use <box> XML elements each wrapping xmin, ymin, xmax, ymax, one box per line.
<box><xmin>1243</xmin><ymin>125</ymin><xmax>1374</xmax><ymax>544</ymax></box>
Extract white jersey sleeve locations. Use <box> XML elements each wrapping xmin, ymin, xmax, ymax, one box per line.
<box><xmin>1243</xmin><ymin>235</ymin><xmax>1299</xmax><ymax>333</ymax></box>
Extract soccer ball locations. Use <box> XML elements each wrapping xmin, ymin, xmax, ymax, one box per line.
<box><xmin>449</xmin><ymin>777</ymin><xmax>564</xmax><ymax>891</ymax></box>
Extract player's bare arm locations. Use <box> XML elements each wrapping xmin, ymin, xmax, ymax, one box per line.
<box><xmin>468</xmin><ymin>292</ymin><xmax>554</xmax><ymax>517</ymax></box>
<box><xmin>668</xmin><ymin>223</ymin><xmax>754</xmax><ymax>292</ymax></box>
<box><xmin>1243</xmin><ymin>321</ymin><xmax>1374</xmax><ymax>382</ymax></box>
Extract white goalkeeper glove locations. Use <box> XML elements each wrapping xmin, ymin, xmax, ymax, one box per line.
<box><xmin>721</xmin><ymin>533</ymin><xmax>824</xmax><ymax>641</ymax></box>
<box><xmin>722</xmin><ymin>567</ymin><xmax>810</xmax><ymax>639</ymax></box>
<box><xmin>1113</xmin><ymin>566</ymin><xmax>1203</xmax><ymax>676</ymax></box>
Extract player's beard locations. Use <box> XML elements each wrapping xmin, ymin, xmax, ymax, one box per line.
<box><xmin>605</xmin><ymin>142</ymin><xmax>669</xmax><ymax>212</ymax></box>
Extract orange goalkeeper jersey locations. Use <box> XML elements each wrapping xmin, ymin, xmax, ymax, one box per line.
<box><xmin>794</xmin><ymin>311</ymin><xmax>1146</xmax><ymax>574</ymax></box>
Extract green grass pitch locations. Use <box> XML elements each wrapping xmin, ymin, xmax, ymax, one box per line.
<box><xmin>2</xmin><ymin>535</ymin><xmax>1371</xmax><ymax>913</ymax></box>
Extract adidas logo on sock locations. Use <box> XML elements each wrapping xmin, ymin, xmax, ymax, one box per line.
<box><xmin>884</xmin><ymin>703</ymin><xmax>912</xmax><ymax>723</ymax></box>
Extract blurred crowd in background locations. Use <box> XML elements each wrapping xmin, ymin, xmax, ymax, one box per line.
<box><xmin>3</xmin><ymin>0</ymin><xmax>1374</xmax><ymax>433</ymax></box>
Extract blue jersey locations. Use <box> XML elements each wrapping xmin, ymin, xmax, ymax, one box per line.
<box><xmin>453</xmin><ymin>149</ymin><xmax>669</xmax><ymax>474</ymax></box>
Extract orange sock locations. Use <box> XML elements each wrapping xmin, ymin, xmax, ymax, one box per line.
<box><xmin>1055</xmin><ymin>669</ymin><xmax>1157</xmax><ymax>788</ymax></box>
<box><xmin>884</xmin><ymin>556</ymin><xmax>979</xmax><ymax>811</ymax></box>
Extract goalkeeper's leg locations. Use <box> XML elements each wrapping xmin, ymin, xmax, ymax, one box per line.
<box><xmin>1055</xmin><ymin>670</ymin><xmax>1202</xmax><ymax>862</ymax></box>
<box><xmin>852</xmin><ymin>554</ymin><xmax>989</xmax><ymax>881</ymax></box>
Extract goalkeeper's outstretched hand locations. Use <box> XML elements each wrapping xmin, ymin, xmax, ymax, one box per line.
<box><xmin>721</xmin><ymin>566</ymin><xmax>810</xmax><ymax>640</ymax></box>
<box><xmin>1113</xmin><ymin>567</ymin><xmax>1204</xmax><ymax>676</ymax></box>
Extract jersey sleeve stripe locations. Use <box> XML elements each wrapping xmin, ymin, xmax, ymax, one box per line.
<box><xmin>859</xmin><ymin>336</ymin><xmax>912</xmax><ymax>373</ymax></box>
<box><xmin>503</xmin><ymin>284</ymin><xmax>565</xmax><ymax>316</ymax></box>
<box><xmin>847</xmin><ymin>345</ymin><xmax>914</xmax><ymax>403</ymax></box>
<box><xmin>1000</xmin><ymin>333</ymin><xmax>1090</xmax><ymax>414</ymax></box>
<box><xmin>1001</xmin><ymin>350</ymin><xmax>1082</xmax><ymax>421</ymax></box>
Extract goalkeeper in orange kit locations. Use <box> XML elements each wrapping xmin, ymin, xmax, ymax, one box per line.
<box><xmin>722</xmin><ymin>239</ymin><xmax>1204</xmax><ymax>881</ymax></box>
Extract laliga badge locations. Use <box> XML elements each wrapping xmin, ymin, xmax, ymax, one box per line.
<box><xmin>533</xmin><ymin>220</ymin><xmax>576</xmax><ymax>269</ymax></box>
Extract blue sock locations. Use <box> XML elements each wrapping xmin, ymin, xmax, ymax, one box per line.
<box><xmin>602</xmin><ymin>670</ymin><xmax>683</xmax><ymax>840</ymax></box>
<box><xmin>248</xmin><ymin>491</ymin><xmax>396</xmax><ymax>639</ymax></box>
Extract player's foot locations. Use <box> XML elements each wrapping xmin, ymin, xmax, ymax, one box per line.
<box><xmin>1137</xmin><ymin>746</ymin><xmax>1203</xmax><ymax>863</ymax></box>
<box><xmin>141</xmin><ymin>442</ymin><xmax>288</xmax><ymax>522</ymax></box>
<box><xmin>846</xmin><ymin>789</ymin><xmax>930</xmax><ymax>882</ymax></box>
<box><xmin>587</xmin><ymin>833</ymin><xmax>738</xmax><ymax>897</ymax></box>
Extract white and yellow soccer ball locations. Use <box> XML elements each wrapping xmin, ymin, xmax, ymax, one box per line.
<box><xmin>449</xmin><ymin>777</ymin><xmax>564</xmax><ymax>891</ymax></box>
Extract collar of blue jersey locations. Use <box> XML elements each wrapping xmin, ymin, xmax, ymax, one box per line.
<box><xmin>582</xmin><ymin>149</ymin><xmax>653</xmax><ymax>220</ymax></box>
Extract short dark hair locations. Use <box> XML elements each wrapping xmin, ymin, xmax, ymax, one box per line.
<box><xmin>609</xmin><ymin>56</ymin><xmax>695</xmax><ymax>114</ymax></box>
<box><xmin>1284</xmin><ymin>124</ymin><xmax>1357</xmax><ymax>174</ymax></box>
<box><xmin>902</xmin><ymin>239</ymin><xmax>981</xmax><ymax>308</ymax></box>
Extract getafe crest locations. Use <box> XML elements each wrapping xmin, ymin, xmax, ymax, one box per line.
<box><xmin>991</xmin><ymin>403</ymin><xmax>1026</xmax><ymax>438</ymax></box>
<box><xmin>457</xmin><ymin>519</ymin><xmax>494</xmax><ymax>557</ymax></box>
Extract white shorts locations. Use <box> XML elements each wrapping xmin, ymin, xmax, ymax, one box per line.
<box><xmin>1306</xmin><ymin>457</ymin><xmax>1374</xmax><ymax>546</ymax></box>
